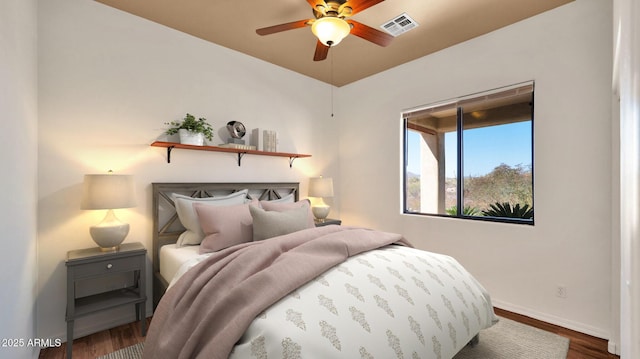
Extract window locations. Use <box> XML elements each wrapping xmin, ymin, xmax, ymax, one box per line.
<box><xmin>403</xmin><ymin>82</ymin><xmax>534</xmax><ymax>224</ymax></box>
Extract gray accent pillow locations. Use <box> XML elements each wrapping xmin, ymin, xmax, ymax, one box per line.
<box><xmin>249</xmin><ymin>205</ymin><xmax>314</xmax><ymax>241</ymax></box>
<box><xmin>259</xmin><ymin>199</ymin><xmax>315</xmax><ymax>228</ymax></box>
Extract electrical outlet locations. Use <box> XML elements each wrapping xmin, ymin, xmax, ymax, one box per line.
<box><xmin>556</xmin><ymin>285</ymin><xmax>567</xmax><ymax>298</ymax></box>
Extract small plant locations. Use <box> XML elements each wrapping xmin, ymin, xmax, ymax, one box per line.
<box><xmin>446</xmin><ymin>205</ymin><xmax>481</xmax><ymax>216</ymax></box>
<box><xmin>482</xmin><ymin>202</ymin><xmax>533</xmax><ymax>219</ymax></box>
<box><xmin>165</xmin><ymin>113</ymin><xmax>214</xmax><ymax>141</ymax></box>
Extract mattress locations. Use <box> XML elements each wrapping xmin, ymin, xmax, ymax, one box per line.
<box><xmin>158</xmin><ymin>244</ymin><xmax>202</xmax><ymax>283</ymax></box>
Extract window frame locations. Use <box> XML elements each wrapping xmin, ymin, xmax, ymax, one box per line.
<box><xmin>402</xmin><ymin>82</ymin><xmax>535</xmax><ymax>225</ymax></box>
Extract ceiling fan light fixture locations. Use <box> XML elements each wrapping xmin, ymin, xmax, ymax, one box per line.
<box><xmin>311</xmin><ymin>17</ymin><xmax>351</xmax><ymax>46</ymax></box>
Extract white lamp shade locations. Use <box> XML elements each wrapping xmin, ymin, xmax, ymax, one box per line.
<box><xmin>81</xmin><ymin>174</ymin><xmax>136</xmax><ymax>210</ymax></box>
<box><xmin>309</xmin><ymin>177</ymin><xmax>334</xmax><ymax>198</ymax></box>
<box><xmin>311</xmin><ymin>17</ymin><xmax>351</xmax><ymax>46</ymax></box>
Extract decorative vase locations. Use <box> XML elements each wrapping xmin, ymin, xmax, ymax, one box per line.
<box><xmin>179</xmin><ymin>129</ymin><xmax>204</xmax><ymax>146</ymax></box>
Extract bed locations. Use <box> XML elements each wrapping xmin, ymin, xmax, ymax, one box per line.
<box><xmin>148</xmin><ymin>182</ymin><xmax>497</xmax><ymax>359</ymax></box>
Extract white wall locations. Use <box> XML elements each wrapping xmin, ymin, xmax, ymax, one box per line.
<box><xmin>0</xmin><ymin>0</ymin><xmax>39</xmax><ymax>358</ymax></box>
<box><xmin>37</xmin><ymin>0</ymin><xmax>339</xmax><ymax>341</ymax></box>
<box><xmin>337</xmin><ymin>0</ymin><xmax>614</xmax><ymax>340</ymax></box>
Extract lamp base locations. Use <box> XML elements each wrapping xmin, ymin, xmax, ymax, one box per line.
<box><xmin>312</xmin><ymin>205</ymin><xmax>331</xmax><ymax>222</ymax></box>
<box><xmin>90</xmin><ymin>209</ymin><xmax>129</xmax><ymax>250</ymax></box>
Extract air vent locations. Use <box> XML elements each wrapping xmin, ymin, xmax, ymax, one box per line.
<box><xmin>380</xmin><ymin>13</ymin><xmax>419</xmax><ymax>37</ymax></box>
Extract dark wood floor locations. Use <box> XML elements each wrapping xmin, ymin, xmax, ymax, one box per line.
<box><xmin>39</xmin><ymin>318</ymin><xmax>151</xmax><ymax>359</ymax></box>
<box><xmin>39</xmin><ymin>308</ymin><xmax>618</xmax><ymax>359</ymax></box>
<box><xmin>493</xmin><ymin>308</ymin><xmax>619</xmax><ymax>359</ymax></box>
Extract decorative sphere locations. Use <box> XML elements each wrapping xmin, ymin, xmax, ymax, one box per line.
<box><xmin>227</xmin><ymin>121</ymin><xmax>246</xmax><ymax>139</ymax></box>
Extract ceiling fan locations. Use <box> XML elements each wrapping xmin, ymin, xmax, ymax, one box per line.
<box><xmin>256</xmin><ymin>0</ymin><xmax>394</xmax><ymax>61</ymax></box>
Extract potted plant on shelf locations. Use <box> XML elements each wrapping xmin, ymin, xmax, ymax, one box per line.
<box><xmin>165</xmin><ymin>113</ymin><xmax>214</xmax><ymax>146</ymax></box>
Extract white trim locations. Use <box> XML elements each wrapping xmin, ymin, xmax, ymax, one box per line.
<box><xmin>492</xmin><ymin>299</ymin><xmax>610</xmax><ymax>340</ymax></box>
<box><xmin>615</xmin><ymin>0</ymin><xmax>640</xmax><ymax>357</ymax></box>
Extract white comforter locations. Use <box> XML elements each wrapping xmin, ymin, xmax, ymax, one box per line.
<box><xmin>173</xmin><ymin>244</ymin><xmax>497</xmax><ymax>359</ymax></box>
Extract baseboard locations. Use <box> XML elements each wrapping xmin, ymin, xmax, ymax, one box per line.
<box><xmin>608</xmin><ymin>340</ymin><xmax>620</xmax><ymax>355</ymax></box>
<box><xmin>492</xmin><ymin>299</ymin><xmax>610</xmax><ymax>340</ymax></box>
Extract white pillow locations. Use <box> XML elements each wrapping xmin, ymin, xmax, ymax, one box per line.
<box><xmin>173</xmin><ymin>189</ymin><xmax>249</xmax><ymax>246</ymax></box>
<box><xmin>249</xmin><ymin>204</ymin><xmax>314</xmax><ymax>241</ymax></box>
<box><xmin>264</xmin><ymin>193</ymin><xmax>295</xmax><ymax>203</ymax></box>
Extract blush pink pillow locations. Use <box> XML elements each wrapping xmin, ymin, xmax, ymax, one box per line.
<box><xmin>259</xmin><ymin>199</ymin><xmax>315</xmax><ymax>228</ymax></box>
<box><xmin>194</xmin><ymin>200</ymin><xmax>256</xmax><ymax>253</ymax></box>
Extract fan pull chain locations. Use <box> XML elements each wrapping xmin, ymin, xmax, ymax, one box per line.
<box><xmin>330</xmin><ymin>48</ymin><xmax>334</xmax><ymax>117</ymax></box>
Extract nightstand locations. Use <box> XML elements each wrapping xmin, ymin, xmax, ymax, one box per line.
<box><xmin>65</xmin><ymin>242</ymin><xmax>147</xmax><ymax>359</ymax></box>
<box><xmin>314</xmin><ymin>218</ymin><xmax>342</xmax><ymax>226</ymax></box>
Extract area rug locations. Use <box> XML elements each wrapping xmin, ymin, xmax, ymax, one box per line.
<box><xmin>454</xmin><ymin>317</ymin><xmax>569</xmax><ymax>359</ymax></box>
<box><xmin>96</xmin><ymin>342</ymin><xmax>143</xmax><ymax>359</ymax></box>
<box><xmin>97</xmin><ymin>317</ymin><xmax>569</xmax><ymax>359</ymax></box>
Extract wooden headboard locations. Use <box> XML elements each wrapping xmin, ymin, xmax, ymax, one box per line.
<box><xmin>151</xmin><ymin>182</ymin><xmax>299</xmax><ymax>306</ymax></box>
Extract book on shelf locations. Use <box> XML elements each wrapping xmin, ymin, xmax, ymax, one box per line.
<box><xmin>251</xmin><ymin>128</ymin><xmax>278</xmax><ymax>152</ymax></box>
<box><xmin>217</xmin><ymin>143</ymin><xmax>256</xmax><ymax>150</ymax></box>
<box><xmin>251</xmin><ymin>128</ymin><xmax>262</xmax><ymax>150</ymax></box>
<box><xmin>263</xmin><ymin>130</ymin><xmax>278</xmax><ymax>152</ymax></box>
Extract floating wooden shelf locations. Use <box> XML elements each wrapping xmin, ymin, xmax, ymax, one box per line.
<box><xmin>150</xmin><ymin>141</ymin><xmax>312</xmax><ymax>167</ymax></box>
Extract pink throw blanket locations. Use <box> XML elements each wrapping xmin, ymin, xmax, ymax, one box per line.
<box><xmin>143</xmin><ymin>226</ymin><xmax>411</xmax><ymax>359</ymax></box>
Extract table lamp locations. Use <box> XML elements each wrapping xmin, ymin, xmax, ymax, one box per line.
<box><xmin>308</xmin><ymin>176</ymin><xmax>334</xmax><ymax>222</ymax></box>
<box><xmin>81</xmin><ymin>172</ymin><xmax>136</xmax><ymax>251</ymax></box>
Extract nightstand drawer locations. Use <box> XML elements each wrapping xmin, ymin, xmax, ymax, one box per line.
<box><xmin>72</xmin><ymin>256</ymin><xmax>142</xmax><ymax>279</ymax></box>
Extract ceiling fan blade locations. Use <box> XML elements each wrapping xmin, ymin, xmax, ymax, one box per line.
<box><xmin>347</xmin><ymin>20</ymin><xmax>393</xmax><ymax>47</ymax></box>
<box><xmin>307</xmin><ymin>0</ymin><xmax>328</xmax><ymax>11</ymax></box>
<box><xmin>313</xmin><ymin>40</ymin><xmax>330</xmax><ymax>61</ymax></box>
<box><xmin>256</xmin><ymin>20</ymin><xmax>310</xmax><ymax>36</ymax></box>
<box><xmin>343</xmin><ymin>0</ymin><xmax>384</xmax><ymax>16</ymax></box>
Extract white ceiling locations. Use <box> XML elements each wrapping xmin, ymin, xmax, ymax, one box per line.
<box><xmin>94</xmin><ymin>0</ymin><xmax>573</xmax><ymax>87</ymax></box>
